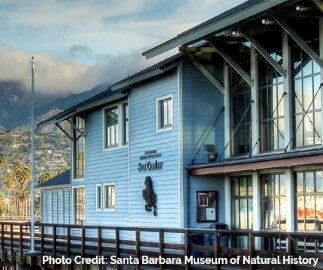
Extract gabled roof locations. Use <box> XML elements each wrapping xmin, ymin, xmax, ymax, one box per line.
<box><xmin>142</xmin><ymin>0</ymin><xmax>294</xmax><ymax>59</ymax></box>
<box><xmin>35</xmin><ymin>170</ymin><xmax>71</xmax><ymax>189</ymax></box>
<box><xmin>37</xmin><ymin>53</ymin><xmax>183</xmax><ymax>128</ymax></box>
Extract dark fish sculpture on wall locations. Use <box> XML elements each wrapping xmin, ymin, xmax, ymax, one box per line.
<box><xmin>142</xmin><ymin>176</ymin><xmax>157</xmax><ymax>216</ymax></box>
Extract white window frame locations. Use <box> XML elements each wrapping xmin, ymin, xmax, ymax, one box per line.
<box><xmin>72</xmin><ymin>185</ymin><xmax>86</xmax><ymax>224</ymax></box>
<box><xmin>156</xmin><ymin>94</ymin><xmax>174</xmax><ymax>133</ymax></box>
<box><xmin>96</xmin><ymin>184</ymin><xmax>103</xmax><ymax>211</ymax></box>
<box><xmin>72</xmin><ymin>116</ymin><xmax>86</xmax><ymax>181</ymax></box>
<box><xmin>103</xmin><ymin>182</ymin><xmax>116</xmax><ymax>211</ymax></box>
<box><xmin>103</xmin><ymin>101</ymin><xmax>129</xmax><ymax>151</ymax></box>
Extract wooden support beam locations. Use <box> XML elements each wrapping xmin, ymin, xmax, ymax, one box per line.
<box><xmin>272</xmin><ymin>15</ymin><xmax>323</xmax><ymax>69</ymax></box>
<box><xmin>208</xmin><ymin>40</ymin><xmax>254</xmax><ymax>87</ymax></box>
<box><xmin>67</xmin><ymin>119</ymin><xmax>85</xmax><ymax>137</ymax></box>
<box><xmin>180</xmin><ymin>48</ymin><xmax>224</xmax><ymax>93</ymax></box>
<box><xmin>179</xmin><ymin>46</ymin><xmax>217</xmax><ymax>53</ymax></box>
<box><xmin>239</xmin><ymin>29</ymin><xmax>286</xmax><ymax>77</ymax></box>
<box><xmin>55</xmin><ymin>123</ymin><xmax>72</xmax><ymax>140</ymax></box>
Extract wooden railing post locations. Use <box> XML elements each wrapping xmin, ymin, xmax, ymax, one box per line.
<box><xmin>159</xmin><ymin>229</ymin><xmax>164</xmax><ymax>270</ymax></box>
<box><xmin>248</xmin><ymin>233</ymin><xmax>255</xmax><ymax>270</ymax></box>
<box><xmin>41</xmin><ymin>224</ymin><xmax>44</xmax><ymax>257</ymax></box>
<box><xmin>135</xmin><ymin>229</ymin><xmax>141</xmax><ymax>270</ymax></box>
<box><xmin>53</xmin><ymin>224</ymin><xmax>57</xmax><ymax>258</ymax></box>
<box><xmin>1</xmin><ymin>223</ymin><xmax>4</xmax><ymax>260</ymax></box>
<box><xmin>185</xmin><ymin>230</ymin><xmax>191</xmax><ymax>270</ymax></box>
<box><xmin>215</xmin><ymin>232</ymin><xmax>221</xmax><ymax>270</ymax></box>
<box><xmin>67</xmin><ymin>226</ymin><xmax>71</xmax><ymax>258</ymax></box>
<box><xmin>115</xmin><ymin>228</ymin><xmax>120</xmax><ymax>270</ymax></box>
<box><xmin>81</xmin><ymin>227</ymin><xmax>85</xmax><ymax>258</ymax></box>
<box><xmin>288</xmin><ymin>235</ymin><xmax>295</xmax><ymax>270</ymax></box>
<box><xmin>98</xmin><ymin>226</ymin><xmax>102</xmax><ymax>256</ymax></box>
<box><xmin>19</xmin><ymin>224</ymin><xmax>23</xmax><ymax>263</ymax></box>
<box><xmin>10</xmin><ymin>224</ymin><xmax>13</xmax><ymax>262</ymax></box>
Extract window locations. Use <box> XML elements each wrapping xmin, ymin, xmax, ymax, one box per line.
<box><xmin>74</xmin><ymin>187</ymin><xmax>85</xmax><ymax>225</ymax></box>
<box><xmin>104</xmin><ymin>102</ymin><xmax>128</xmax><ymax>149</ymax></box>
<box><xmin>73</xmin><ymin>117</ymin><xmax>85</xmax><ymax>179</ymax></box>
<box><xmin>105</xmin><ymin>106</ymin><xmax>119</xmax><ymax>148</ymax></box>
<box><xmin>231</xmin><ymin>176</ymin><xmax>253</xmax><ymax>230</ymax></box>
<box><xmin>123</xmin><ymin>103</ymin><xmax>129</xmax><ymax>145</ymax></box>
<box><xmin>230</xmin><ymin>65</ymin><xmax>252</xmax><ymax>156</ymax></box>
<box><xmin>96</xmin><ymin>185</ymin><xmax>102</xmax><ymax>210</ymax></box>
<box><xmin>292</xmin><ymin>39</ymin><xmax>321</xmax><ymax>148</ymax></box>
<box><xmin>157</xmin><ymin>95</ymin><xmax>173</xmax><ymax>131</ymax></box>
<box><xmin>197</xmin><ymin>191</ymin><xmax>218</xmax><ymax>222</ymax></box>
<box><xmin>296</xmin><ymin>170</ymin><xmax>323</xmax><ymax>231</ymax></box>
<box><xmin>259</xmin><ymin>52</ymin><xmax>285</xmax><ymax>152</ymax></box>
<box><xmin>261</xmin><ymin>173</ymin><xmax>286</xmax><ymax>230</ymax></box>
<box><xmin>103</xmin><ymin>184</ymin><xmax>116</xmax><ymax>210</ymax></box>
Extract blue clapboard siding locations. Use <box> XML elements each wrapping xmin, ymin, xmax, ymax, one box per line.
<box><xmin>40</xmin><ymin>188</ymin><xmax>71</xmax><ymax>234</ymax></box>
<box><xmin>85</xmin><ymin>109</ymin><xmax>129</xmax><ymax>226</ymax></box>
<box><xmin>128</xmin><ymin>70</ymin><xmax>181</xmax><ymax>229</ymax></box>
<box><xmin>181</xmin><ymin>61</ymin><xmax>225</xmax><ymax>228</ymax></box>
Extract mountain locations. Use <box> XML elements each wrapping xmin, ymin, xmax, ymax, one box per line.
<box><xmin>0</xmin><ymin>81</ymin><xmax>108</xmax><ymax>130</ymax></box>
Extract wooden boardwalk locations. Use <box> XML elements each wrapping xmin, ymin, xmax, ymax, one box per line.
<box><xmin>0</xmin><ymin>222</ymin><xmax>322</xmax><ymax>269</ymax></box>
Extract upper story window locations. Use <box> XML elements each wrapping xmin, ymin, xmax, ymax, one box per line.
<box><xmin>292</xmin><ymin>39</ymin><xmax>321</xmax><ymax>148</ymax></box>
<box><xmin>106</xmin><ymin>106</ymin><xmax>119</xmax><ymax>148</ymax></box>
<box><xmin>73</xmin><ymin>117</ymin><xmax>85</xmax><ymax>179</ymax></box>
<box><xmin>157</xmin><ymin>94</ymin><xmax>173</xmax><ymax>131</ymax></box>
<box><xmin>123</xmin><ymin>103</ymin><xmax>129</xmax><ymax>145</ymax></box>
<box><xmin>230</xmin><ymin>64</ymin><xmax>252</xmax><ymax>157</ymax></box>
<box><xmin>104</xmin><ymin>102</ymin><xmax>128</xmax><ymax>149</ymax></box>
<box><xmin>259</xmin><ymin>51</ymin><xmax>285</xmax><ymax>152</ymax></box>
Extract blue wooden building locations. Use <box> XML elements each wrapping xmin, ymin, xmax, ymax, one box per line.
<box><xmin>38</xmin><ymin>0</ymin><xmax>323</xmax><ymax>248</ymax></box>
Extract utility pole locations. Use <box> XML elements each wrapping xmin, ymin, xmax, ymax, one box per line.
<box><xmin>30</xmin><ymin>56</ymin><xmax>35</xmax><ymax>252</ymax></box>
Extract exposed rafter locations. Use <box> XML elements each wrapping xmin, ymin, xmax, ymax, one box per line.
<box><xmin>208</xmin><ymin>40</ymin><xmax>254</xmax><ymax>87</ymax></box>
<box><xmin>180</xmin><ymin>47</ymin><xmax>224</xmax><ymax>93</ymax></box>
<box><xmin>272</xmin><ymin>15</ymin><xmax>323</xmax><ymax>69</ymax></box>
<box><xmin>55</xmin><ymin>123</ymin><xmax>72</xmax><ymax>140</ymax></box>
<box><xmin>238</xmin><ymin>29</ymin><xmax>286</xmax><ymax>77</ymax></box>
<box><xmin>67</xmin><ymin>119</ymin><xmax>85</xmax><ymax>137</ymax></box>
<box><xmin>179</xmin><ymin>46</ymin><xmax>217</xmax><ymax>53</ymax></box>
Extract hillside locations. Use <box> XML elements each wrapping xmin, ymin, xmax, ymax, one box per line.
<box><xmin>0</xmin><ymin>80</ymin><xmax>108</xmax><ymax>130</ymax></box>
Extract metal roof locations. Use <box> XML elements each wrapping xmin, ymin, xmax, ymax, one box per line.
<box><xmin>142</xmin><ymin>0</ymin><xmax>293</xmax><ymax>59</ymax></box>
<box><xmin>37</xmin><ymin>88</ymin><xmax>126</xmax><ymax>127</ymax></box>
<box><xmin>37</xmin><ymin>53</ymin><xmax>183</xmax><ymax>128</ymax></box>
<box><xmin>35</xmin><ymin>170</ymin><xmax>71</xmax><ymax>189</ymax></box>
<box><xmin>110</xmin><ymin>53</ymin><xmax>183</xmax><ymax>90</ymax></box>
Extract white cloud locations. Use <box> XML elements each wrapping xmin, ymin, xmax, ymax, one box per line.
<box><xmin>0</xmin><ymin>45</ymin><xmax>151</xmax><ymax>94</ymax></box>
<box><xmin>0</xmin><ymin>0</ymin><xmax>245</xmax><ymax>94</ymax></box>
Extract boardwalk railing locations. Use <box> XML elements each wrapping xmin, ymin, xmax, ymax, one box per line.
<box><xmin>0</xmin><ymin>222</ymin><xmax>322</xmax><ymax>269</ymax></box>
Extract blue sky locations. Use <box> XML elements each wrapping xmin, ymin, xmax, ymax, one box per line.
<box><xmin>0</xmin><ymin>0</ymin><xmax>243</xmax><ymax>94</ymax></box>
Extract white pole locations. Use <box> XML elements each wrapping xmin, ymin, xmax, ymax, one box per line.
<box><xmin>30</xmin><ymin>56</ymin><xmax>35</xmax><ymax>252</ymax></box>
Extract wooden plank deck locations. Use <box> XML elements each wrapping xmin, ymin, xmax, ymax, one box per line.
<box><xmin>0</xmin><ymin>222</ymin><xmax>322</xmax><ymax>269</ymax></box>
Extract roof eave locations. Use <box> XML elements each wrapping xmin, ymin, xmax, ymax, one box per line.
<box><xmin>110</xmin><ymin>62</ymin><xmax>178</xmax><ymax>91</ymax></box>
<box><xmin>142</xmin><ymin>0</ymin><xmax>291</xmax><ymax>59</ymax></box>
<box><xmin>37</xmin><ymin>92</ymin><xmax>127</xmax><ymax>128</ymax></box>
<box><xmin>35</xmin><ymin>184</ymin><xmax>71</xmax><ymax>190</ymax></box>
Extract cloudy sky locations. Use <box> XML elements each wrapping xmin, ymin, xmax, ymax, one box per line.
<box><xmin>0</xmin><ymin>0</ymin><xmax>244</xmax><ymax>95</ymax></box>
